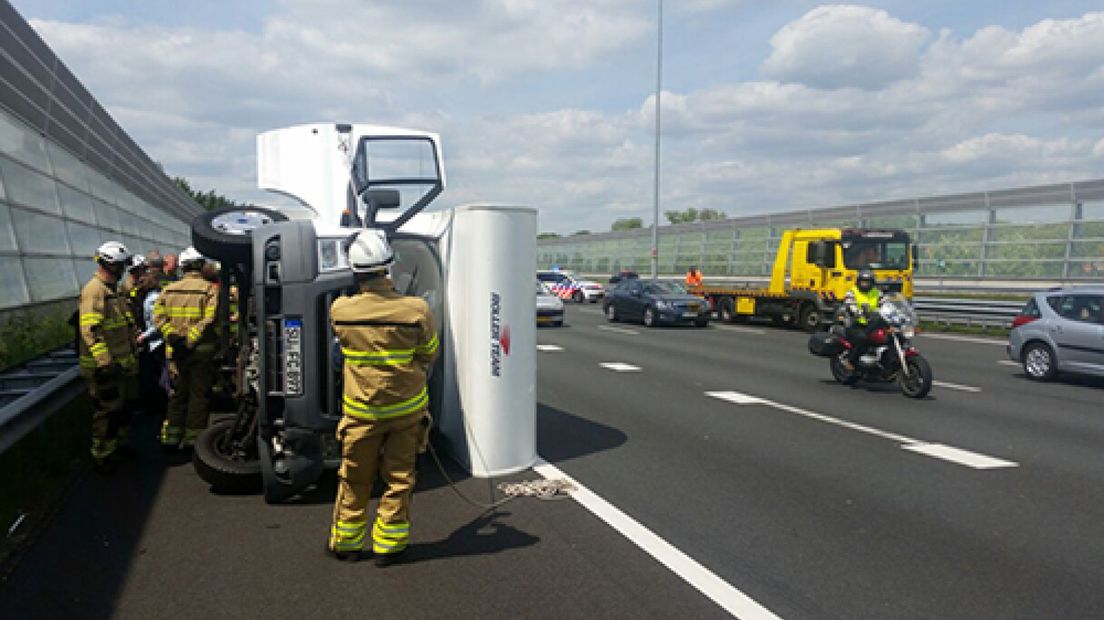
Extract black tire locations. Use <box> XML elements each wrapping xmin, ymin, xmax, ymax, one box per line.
<box><xmin>573</xmin><ymin>291</ymin><xmax>584</xmax><ymax>303</ymax></box>
<box><xmin>191</xmin><ymin>206</ymin><xmax>289</xmax><ymax>264</ymax></box>
<box><xmin>719</xmin><ymin>297</ymin><xmax>736</xmax><ymax>323</ymax></box>
<box><xmin>1022</xmin><ymin>342</ymin><xmax>1058</xmax><ymax>381</ymax></box>
<box><xmin>799</xmin><ymin>304</ymin><xmax>822</xmax><ymax>333</ymax></box>
<box><xmin>694</xmin><ymin>317</ymin><xmax>709</xmax><ymax>328</ymax></box>
<box><xmin>830</xmin><ymin>355</ymin><xmax>860</xmax><ymax>385</ymax></box>
<box><xmin>643</xmin><ymin>306</ymin><xmax>657</xmax><ymax>328</ymax></box>
<box><xmin>552</xmin><ymin>320</ymin><xmax>563</xmax><ymax>327</ymax></box>
<box><xmin>772</xmin><ymin>313</ymin><xmax>795</xmax><ymax>328</ymax></box>
<box><xmin>605</xmin><ymin>303</ymin><xmax>618</xmax><ymax>322</ymax></box>
<box><xmin>193</xmin><ymin>417</ymin><xmax>262</xmax><ymax>492</ymax></box>
<box><xmin>899</xmin><ymin>355</ymin><xmax>933</xmax><ymax>398</ymax></box>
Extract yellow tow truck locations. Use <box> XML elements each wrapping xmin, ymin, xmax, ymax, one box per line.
<box><xmin>690</xmin><ymin>228</ymin><xmax>915</xmax><ymax>332</ymax></box>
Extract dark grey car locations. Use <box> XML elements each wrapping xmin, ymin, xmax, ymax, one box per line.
<box><xmin>602</xmin><ymin>279</ymin><xmax>709</xmax><ymax>327</ymax></box>
<box><xmin>1008</xmin><ymin>286</ymin><xmax>1104</xmax><ymax>381</ymax></box>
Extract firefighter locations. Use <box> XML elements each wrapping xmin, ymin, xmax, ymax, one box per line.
<box><xmin>78</xmin><ymin>241</ymin><xmax>140</xmax><ymax>473</ymax></box>
<box><xmin>328</xmin><ymin>230</ymin><xmax>439</xmax><ymax>565</ymax></box>
<box><xmin>153</xmin><ymin>247</ymin><xmax>220</xmax><ymax>450</ymax></box>
<box><xmin>842</xmin><ymin>268</ymin><xmax>882</xmax><ymax>371</ymax></box>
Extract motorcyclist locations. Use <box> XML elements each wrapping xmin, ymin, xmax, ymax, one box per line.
<box><xmin>841</xmin><ymin>268</ymin><xmax>881</xmax><ymax>371</ymax></box>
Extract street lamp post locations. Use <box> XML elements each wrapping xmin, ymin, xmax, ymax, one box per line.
<box><xmin>651</xmin><ymin>0</ymin><xmax>663</xmax><ymax>279</ymax></box>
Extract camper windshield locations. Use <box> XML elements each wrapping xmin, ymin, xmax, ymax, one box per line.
<box><xmin>353</xmin><ymin>136</ymin><xmax>442</xmax><ymax>230</ymax></box>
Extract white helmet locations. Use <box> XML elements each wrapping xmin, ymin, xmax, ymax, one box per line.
<box><xmin>95</xmin><ymin>241</ymin><xmax>131</xmax><ymax>266</ymax></box>
<box><xmin>179</xmin><ymin>246</ymin><xmax>206</xmax><ymax>268</ymax></box>
<box><xmin>347</xmin><ymin>230</ymin><xmax>393</xmax><ymax>273</ymax></box>
<box><xmin>128</xmin><ymin>254</ymin><xmax>148</xmax><ymax>271</ymax></box>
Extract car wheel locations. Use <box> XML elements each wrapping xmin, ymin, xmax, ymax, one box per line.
<box><xmin>1023</xmin><ymin>342</ymin><xmax>1058</xmax><ymax>381</ymax></box>
<box><xmin>605</xmin><ymin>304</ymin><xmax>618</xmax><ymax>322</ymax></box>
<box><xmin>694</xmin><ymin>317</ymin><xmax>709</xmax><ymax>328</ymax></box>
<box><xmin>191</xmin><ymin>206</ymin><xmax>288</xmax><ymax>264</ymax></box>
<box><xmin>643</xmin><ymin>307</ymin><xmax>657</xmax><ymax>328</ymax></box>
<box><xmin>192</xmin><ymin>417</ymin><xmax>261</xmax><ymax>492</ymax></box>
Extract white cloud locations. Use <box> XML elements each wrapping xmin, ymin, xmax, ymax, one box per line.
<box><xmin>762</xmin><ymin>5</ymin><xmax>930</xmax><ymax>90</ymax></box>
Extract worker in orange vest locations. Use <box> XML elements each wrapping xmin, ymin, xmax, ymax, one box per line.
<box><xmin>685</xmin><ymin>266</ymin><xmax>703</xmax><ymax>287</ymax></box>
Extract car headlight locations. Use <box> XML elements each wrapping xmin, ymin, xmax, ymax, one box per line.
<box><xmin>654</xmin><ymin>300</ymin><xmax>670</xmax><ymax>310</ymax></box>
<box><xmin>902</xmin><ymin>326</ymin><xmax>915</xmax><ymax>338</ymax></box>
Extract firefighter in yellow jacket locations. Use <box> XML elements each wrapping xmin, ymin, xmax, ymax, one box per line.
<box><xmin>328</xmin><ymin>230</ymin><xmax>439</xmax><ymax>566</ymax></box>
<box><xmin>78</xmin><ymin>241</ymin><xmax>139</xmax><ymax>473</ymax></box>
<box><xmin>153</xmin><ymin>246</ymin><xmax>220</xmax><ymax>450</ymax></box>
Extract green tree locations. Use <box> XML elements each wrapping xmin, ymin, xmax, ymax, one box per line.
<box><xmin>611</xmin><ymin>217</ymin><xmax>644</xmax><ymax>231</ymax></box>
<box><xmin>572</xmin><ymin>229</ymin><xmax>591</xmax><ymax>236</ymax></box>
<box><xmin>174</xmin><ymin>177</ymin><xmax>242</xmax><ymax>212</ymax></box>
<box><xmin>537</xmin><ymin>232</ymin><xmax>561</xmax><ymax>240</ymax></box>
<box><xmin>665</xmin><ymin>207</ymin><xmax>727</xmax><ymax>224</ymax></box>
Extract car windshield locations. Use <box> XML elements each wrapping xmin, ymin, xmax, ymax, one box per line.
<box><xmin>643</xmin><ymin>281</ymin><xmax>686</xmax><ymax>295</ymax></box>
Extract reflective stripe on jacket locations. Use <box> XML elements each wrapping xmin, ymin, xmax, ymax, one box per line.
<box><xmin>78</xmin><ymin>273</ymin><xmax>137</xmax><ymax>372</ymax></box>
<box><xmin>153</xmin><ymin>272</ymin><xmax>219</xmax><ymax>354</ymax></box>
<box><xmin>332</xmin><ymin>277</ymin><xmax>438</xmax><ymax>421</ymax></box>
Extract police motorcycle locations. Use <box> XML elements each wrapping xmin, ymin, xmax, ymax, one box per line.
<box><xmin>808</xmin><ymin>291</ymin><xmax>933</xmax><ymax>398</ymax></box>
<box><xmin>184</xmin><ymin>124</ymin><xmax>447</xmax><ymax>503</ymax></box>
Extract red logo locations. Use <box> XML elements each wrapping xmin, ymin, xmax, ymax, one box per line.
<box><xmin>500</xmin><ymin>325</ymin><xmax>511</xmax><ymax>355</ymax></box>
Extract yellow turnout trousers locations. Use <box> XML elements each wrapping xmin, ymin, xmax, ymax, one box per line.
<box><xmin>330</xmin><ymin>412</ymin><xmax>423</xmax><ymax>555</ymax></box>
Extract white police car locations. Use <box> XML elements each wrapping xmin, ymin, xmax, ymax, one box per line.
<box><xmin>537</xmin><ymin>269</ymin><xmax>604</xmax><ymax>303</ymax></box>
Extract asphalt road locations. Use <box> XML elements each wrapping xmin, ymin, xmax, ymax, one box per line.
<box><xmin>3</xmin><ymin>303</ymin><xmax>1103</xmax><ymax>619</ymax></box>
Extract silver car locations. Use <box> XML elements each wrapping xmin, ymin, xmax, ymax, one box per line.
<box><xmin>536</xmin><ymin>281</ymin><xmax>565</xmax><ymax>327</ymax></box>
<box><xmin>1008</xmin><ymin>286</ymin><xmax>1104</xmax><ymax>381</ymax></box>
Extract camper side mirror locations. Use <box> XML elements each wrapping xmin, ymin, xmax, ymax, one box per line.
<box><xmin>365</xmin><ymin>189</ymin><xmax>401</xmax><ymax>209</ymax></box>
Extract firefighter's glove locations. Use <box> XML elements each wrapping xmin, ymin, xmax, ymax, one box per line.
<box><xmin>417</xmin><ymin>413</ymin><xmax>432</xmax><ymax>454</ymax></box>
<box><xmin>167</xmin><ymin>334</ymin><xmax>187</xmax><ymax>351</ymax></box>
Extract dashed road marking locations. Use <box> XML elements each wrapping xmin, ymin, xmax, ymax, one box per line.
<box><xmin>997</xmin><ymin>360</ymin><xmax>1019</xmax><ymax>367</ymax></box>
<box><xmin>533</xmin><ymin>458</ymin><xmax>783</xmax><ymax>620</ymax></box>
<box><xmin>597</xmin><ymin>325</ymin><xmax>640</xmax><ymax>336</ymax></box>
<box><xmin>537</xmin><ymin>344</ymin><xmax>564</xmax><ymax>352</ymax></box>
<box><xmin>706</xmin><ymin>390</ymin><xmax>1018</xmax><ymax>470</ymax></box>
<box><xmin>710</xmin><ymin>324</ymin><xmax>766</xmax><ymax>335</ymax></box>
<box><xmin>933</xmin><ymin>380</ymin><xmax>981</xmax><ymax>393</ymax></box>
<box><xmin>600</xmin><ymin>362</ymin><xmax>642</xmax><ymax>372</ymax></box>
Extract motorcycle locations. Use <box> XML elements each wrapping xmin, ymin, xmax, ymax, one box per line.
<box><xmin>808</xmin><ymin>294</ymin><xmax>933</xmax><ymax>398</ymax></box>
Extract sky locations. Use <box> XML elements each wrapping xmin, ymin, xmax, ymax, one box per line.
<box><xmin>11</xmin><ymin>0</ymin><xmax>1104</xmax><ymax>234</ymax></box>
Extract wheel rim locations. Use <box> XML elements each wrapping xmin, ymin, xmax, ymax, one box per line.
<box><xmin>901</xmin><ymin>361</ymin><xmax>924</xmax><ymax>395</ymax></box>
<box><xmin>804</xmin><ymin>310</ymin><xmax>819</xmax><ymax>330</ymax></box>
<box><xmin>1025</xmin><ymin>347</ymin><xmax>1051</xmax><ymax>377</ymax></box>
<box><xmin>210</xmin><ymin>210</ymin><xmax>274</xmax><ymax>235</ymax></box>
<box><xmin>645</xmin><ymin>309</ymin><xmax>654</xmax><ymax>326</ymax></box>
<box><xmin>606</xmin><ymin>305</ymin><xmax>616</xmax><ymax>320</ymax></box>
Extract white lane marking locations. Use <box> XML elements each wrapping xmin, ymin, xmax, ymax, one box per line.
<box><xmin>537</xmin><ymin>344</ymin><xmax>564</xmax><ymax>352</ymax></box>
<box><xmin>706</xmin><ymin>390</ymin><xmax>1018</xmax><ymax>469</ymax></box>
<box><xmin>577</xmin><ymin>307</ymin><xmax>604</xmax><ymax>314</ymax></box>
<box><xmin>997</xmin><ymin>360</ymin><xmax>1019</xmax><ymax>367</ymax></box>
<box><xmin>711</xmin><ymin>324</ymin><xmax>766</xmax><ymax>335</ymax></box>
<box><xmin>901</xmin><ymin>443</ymin><xmax>1018</xmax><ymax>469</ymax></box>
<box><xmin>533</xmin><ymin>458</ymin><xmax>783</xmax><ymax>620</ymax></box>
<box><xmin>600</xmin><ymin>362</ymin><xmax>641</xmax><ymax>372</ymax></box>
<box><xmin>597</xmin><ymin>325</ymin><xmax>640</xmax><ymax>336</ymax></box>
<box><xmin>933</xmin><ymin>380</ymin><xmax>981</xmax><ymax>393</ymax></box>
<box><xmin>918</xmin><ymin>333</ymin><xmax>1007</xmax><ymax>346</ymax></box>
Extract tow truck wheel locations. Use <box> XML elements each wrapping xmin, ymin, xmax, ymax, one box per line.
<box><xmin>799</xmin><ymin>304</ymin><xmax>822</xmax><ymax>333</ymax></box>
<box><xmin>193</xmin><ymin>417</ymin><xmax>262</xmax><ymax>492</ymax></box>
<box><xmin>191</xmin><ymin>206</ymin><xmax>289</xmax><ymax>264</ymax></box>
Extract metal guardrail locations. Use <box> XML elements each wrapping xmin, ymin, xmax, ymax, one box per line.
<box><xmin>913</xmin><ymin>297</ymin><xmax>1023</xmax><ymax>330</ymax></box>
<box><xmin>0</xmin><ymin>348</ymin><xmax>82</xmax><ymax>455</ymax></box>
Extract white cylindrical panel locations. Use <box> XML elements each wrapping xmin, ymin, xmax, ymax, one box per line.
<box><xmin>444</xmin><ymin>205</ymin><xmax>537</xmax><ymax>477</ymax></box>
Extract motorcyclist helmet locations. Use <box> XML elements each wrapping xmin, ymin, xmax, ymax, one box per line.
<box><xmin>347</xmin><ymin>229</ymin><xmax>394</xmax><ymax>274</ymax></box>
<box><xmin>179</xmin><ymin>246</ymin><xmax>206</xmax><ymax>270</ymax></box>
<box><xmin>856</xmin><ymin>268</ymin><xmax>876</xmax><ymax>293</ymax></box>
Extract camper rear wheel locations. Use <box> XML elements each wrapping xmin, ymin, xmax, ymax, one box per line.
<box><xmin>191</xmin><ymin>206</ymin><xmax>289</xmax><ymax>264</ymax></box>
<box><xmin>193</xmin><ymin>417</ymin><xmax>262</xmax><ymax>492</ymax></box>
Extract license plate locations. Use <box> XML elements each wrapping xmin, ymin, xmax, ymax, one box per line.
<box><xmin>284</xmin><ymin>318</ymin><xmax>303</xmax><ymax>396</ymax></box>
<box><xmin>682</xmin><ymin>312</ymin><xmax>697</xmax><ymax>319</ymax></box>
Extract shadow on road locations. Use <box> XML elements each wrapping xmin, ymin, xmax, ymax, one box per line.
<box><xmin>403</xmin><ymin>510</ymin><xmax>540</xmax><ymax>564</ymax></box>
<box><xmin>537</xmin><ymin>403</ymin><xmax>628</xmax><ymax>464</ymax></box>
